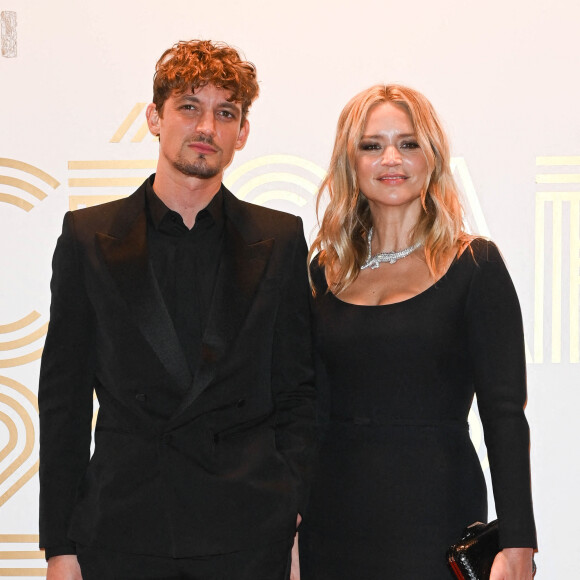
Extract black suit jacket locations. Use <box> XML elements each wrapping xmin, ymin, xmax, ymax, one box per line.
<box><xmin>39</xmin><ymin>178</ymin><xmax>316</xmax><ymax>558</ymax></box>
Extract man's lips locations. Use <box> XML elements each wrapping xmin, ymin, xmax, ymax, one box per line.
<box><xmin>188</xmin><ymin>142</ymin><xmax>218</xmax><ymax>154</ymax></box>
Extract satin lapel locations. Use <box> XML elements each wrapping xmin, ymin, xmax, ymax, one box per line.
<box><xmin>95</xmin><ymin>191</ymin><xmax>192</xmax><ymax>393</ymax></box>
<box><xmin>171</xmin><ymin>214</ymin><xmax>274</xmax><ymax>420</ymax></box>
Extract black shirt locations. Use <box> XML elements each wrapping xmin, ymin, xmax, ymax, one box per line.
<box><xmin>145</xmin><ymin>176</ymin><xmax>224</xmax><ymax>376</ymax></box>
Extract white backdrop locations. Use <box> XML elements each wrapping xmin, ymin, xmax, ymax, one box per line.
<box><xmin>0</xmin><ymin>0</ymin><xmax>578</xmax><ymax>576</ymax></box>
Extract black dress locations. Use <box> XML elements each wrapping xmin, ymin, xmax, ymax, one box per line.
<box><xmin>300</xmin><ymin>239</ymin><xmax>536</xmax><ymax>580</ymax></box>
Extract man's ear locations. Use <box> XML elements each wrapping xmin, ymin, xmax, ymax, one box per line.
<box><xmin>146</xmin><ymin>103</ymin><xmax>161</xmax><ymax>137</ymax></box>
<box><xmin>235</xmin><ymin>120</ymin><xmax>250</xmax><ymax>151</ymax></box>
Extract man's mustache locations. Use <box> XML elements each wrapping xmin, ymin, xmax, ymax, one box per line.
<box><xmin>192</xmin><ymin>134</ymin><xmax>217</xmax><ymax>147</ymax></box>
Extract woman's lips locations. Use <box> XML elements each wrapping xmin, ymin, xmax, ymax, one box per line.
<box><xmin>378</xmin><ymin>174</ymin><xmax>407</xmax><ymax>183</ymax></box>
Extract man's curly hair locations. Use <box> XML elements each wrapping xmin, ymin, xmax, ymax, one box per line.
<box><xmin>152</xmin><ymin>40</ymin><xmax>259</xmax><ymax>123</ymax></box>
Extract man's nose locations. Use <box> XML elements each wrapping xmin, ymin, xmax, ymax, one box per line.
<box><xmin>196</xmin><ymin>111</ymin><xmax>216</xmax><ymax>136</ymax></box>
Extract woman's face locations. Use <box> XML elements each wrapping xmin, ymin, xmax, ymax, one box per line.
<box><xmin>354</xmin><ymin>102</ymin><xmax>429</xmax><ymax>210</ymax></box>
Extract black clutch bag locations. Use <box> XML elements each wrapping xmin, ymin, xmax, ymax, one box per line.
<box><xmin>446</xmin><ymin>520</ymin><xmax>536</xmax><ymax>580</ymax></box>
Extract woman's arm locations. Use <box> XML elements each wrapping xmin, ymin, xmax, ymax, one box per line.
<box><xmin>490</xmin><ymin>547</ymin><xmax>535</xmax><ymax>580</ymax></box>
<box><xmin>464</xmin><ymin>240</ymin><xmax>537</xmax><ymax>551</ymax></box>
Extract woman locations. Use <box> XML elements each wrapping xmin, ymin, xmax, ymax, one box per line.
<box><xmin>298</xmin><ymin>85</ymin><xmax>537</xmax><ymax>579</ymax></box>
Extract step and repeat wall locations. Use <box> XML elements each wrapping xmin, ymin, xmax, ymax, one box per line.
<box><xmin>1</xmin><ymin>0</ymin><xmax>578</xmax><ymax>576</ymax></box>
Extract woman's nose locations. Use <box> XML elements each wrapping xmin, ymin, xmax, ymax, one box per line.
<box><xmin>381</xmin><ymin>145</ymin><xmax>401</xmax><ymax>165</ymax></box>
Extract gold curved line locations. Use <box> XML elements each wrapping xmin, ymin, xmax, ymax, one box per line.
<box><xmin>0</xmin><ymin>394</ymin><xmax>35</xmax><ymax>493</ymax></box>
<box><xmin>0</xmin><ymin>411</ymin><xmax>18</xmax><ymax>463</ymax></box>
<box><xmin>0</xmin><ymin>323</ymin><xmax>48</xmax><ymax>351</ymax></box>
<box><xmin>0</xmin><ymin>534</ymin><xmax>39</xmax><ymax>542</ymax></box>
<box><xmin>0</xmin><ymin>158</ymin><xmax>60</xmax><ymax>188</ymax></box>
<box><xmin>68</xmin><ymin>160</ymin><xmax>156</xmax><ymax>170</ymax></box>
<box><xmin>110</xmin><ymin>103</ymin><xmax>146</xmax><ymax>143</ymax></box>
<box><xmin>0</xmin><ymin>312</ymin><xmax>41</xmax><ymax>334</ymax></box>
<box><xmin>251</xmin><ymin>190</ymin><xmax>308</xmax><ymax>208</ymax></box>
<box><xmin>235</xmin><ymin>172</ymin><xmax>319</xmax><ymax>201</ymax></box>
<box><xmin>0</xmin><ymin>460</ymin><xmax>39</xmax><ymax>509</ymax></box>
<box><xmin>0</xmin><ymin>349</ymin><xmax>44</xmax><ymax>368</ymax></box>
<box><xmin>0</xmin><ymin>177</ymin><xmax>47</xmax><ymax>201</ymax></box>
<box><xmin>0</xmin><ymin>567</ymin><xmax>46</xmax><ymax>576</ymax></box>
<box><xmin>0</xmin><ymin>395</ymin><xmax>34</xmax><ymax>459</ymax></box>
<box><xmin>0</xmin><ymin>551</ymin><xmax>45</xmax><ymax>559</ymax></box>
<box><xmin>0</xmin><ymin>376</ymin><xmax>39</xmax><ymax>412</ymax></box>
<box><xmin>225</xmin><ymin>155</ymin><xmax>326</xmax><ymax>186</ymax></box>
<box><xmin>0</xmin><ymin>193</ymin><xmax>34</xmax><ymax>212</ymax></box>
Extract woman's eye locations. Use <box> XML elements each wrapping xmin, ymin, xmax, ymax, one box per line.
<box><xmin>359</xmin><ymin>142</ymin><xmax>380</xmax><ymax>151</ymax></box>
<box><xmin>401</xmin><ymin>141</ymin><xmax>420</xmax><ymax>150</ymax></box>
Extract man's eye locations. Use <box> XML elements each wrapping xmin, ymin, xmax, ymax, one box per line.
<box><xmin>181</xmin><ymin>104</ymin><xmax>196</xmax><ymax>111</ymax></box>
<box><xmin>219</xmin><ymin>110</ymin><xmax>235</xmax><ymax>119</ymax></box>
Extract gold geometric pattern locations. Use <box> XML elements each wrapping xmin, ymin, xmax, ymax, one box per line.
<box><xmin>0</xmin><ymin>376</ymin><xmax>38</xmax><ymax>508</ymax></box>
<box><xmin>534</xmin><ymin>156</ymin><xmax>580</xmax><ymax>363</ymax></box>
<box><xmin>225</xmin><ymin>154</ymin><xmax>326</xmax><ymax>209</ymax></box>
<box><xmin>450</xmin><ymin>157</ymin><xmax>491</xmax><ymax>237</ymax></box>
<box><xmin>68</xmin><ymin>195</ymin><xmax>128</xmax><ymax>211</ymax></box>
<box><xmin>0</xmin><ymin>534</ymin><xmax>45</xmax><ymax>576</ymax></box>
<box><xmin>110</xmin><ymin>103</ymin><xmax>152</xmax><ymax>143</ymax></box>
<box><xmin>67</xmin><ymin>159</ymin><xmax>156</xmax><ymax>210</ymax></box>
<box><xmin>0</xmin><ymin>159</ymin><xmax>60</xmax><ymax>213</ymax></box>
<box><xmin>0</xmin><ymin>313</ymin><xmax>46</xmax><ymax>369</ymax></box>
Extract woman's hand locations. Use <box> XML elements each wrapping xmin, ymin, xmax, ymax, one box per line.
<box><xmin>289</xmin><ymin>513</ymin><xmax>302</xmax><ymax>580</ymax></box>
<box><xmin>490</xmin><ymin>547</ymin><xmax>535</xmax><ymax>580</ymax></box>
<box><xmin>290</xmin><ymin>532</ymin><xmax>300</xmax><ymax>580</ymax></box>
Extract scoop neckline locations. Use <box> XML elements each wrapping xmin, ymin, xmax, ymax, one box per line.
<box><xmin>326</xmin><ymin>250</ymin><xmax>463</xmax><ymax>308</ymax></box>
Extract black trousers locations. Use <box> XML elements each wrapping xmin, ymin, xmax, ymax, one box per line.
<box><xmin>76</xmin><ymin>539</ymin><xmax>293</xmax><ymax>580</ymax></box>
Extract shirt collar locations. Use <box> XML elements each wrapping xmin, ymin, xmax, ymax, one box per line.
<box><xmin>145</xmin><ymin>175</ymin><xmax>225</xmax><ymax>233</ymax></box>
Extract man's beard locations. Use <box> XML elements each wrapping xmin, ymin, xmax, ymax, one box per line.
<box><xmin>171</xmin><ymin>134</ymin><xmax>222</xmax><ymax>179</ymax></box>
<box><xmin>172</xmin><ymin>155</ymin><xmax>220</xmax><ymax>179</ymax></box>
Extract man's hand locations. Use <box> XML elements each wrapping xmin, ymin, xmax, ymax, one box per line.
<box><xmin>490</xmin><ymin>547</ymin><xmax>535</xmax><ymax>580</ymax></box>
<box><xmin>46</xmin><ymin>555</ymin><xmax>83</xmax><ymax>580</ymax></box>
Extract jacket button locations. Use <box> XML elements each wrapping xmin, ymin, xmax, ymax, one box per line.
<box><xmin>135</xmin><ymin>393</ymin><xmax>147</xmax><ymax>403</ymax></box>
<box><xmin>236</xmin><ymin>399</ymin><xmax>246</xmax><ymax>408</ymax></box>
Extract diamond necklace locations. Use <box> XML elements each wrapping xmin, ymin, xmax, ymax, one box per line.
<box><xmin>360</xmin><ymin>227</ymin><xmax>422</xmax><ymax>270</ymax></box>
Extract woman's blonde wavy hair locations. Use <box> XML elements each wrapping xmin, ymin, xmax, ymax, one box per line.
<box><xmin>308</xmin><ymin>84</ymin><xmax>472</xmax><ymax>294</ymax></box>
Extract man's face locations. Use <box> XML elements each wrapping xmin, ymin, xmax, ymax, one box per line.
<box><xmin>146</xmin><ymin>84</ymin><xmax>249</xmax><ymax>180</ymax></box>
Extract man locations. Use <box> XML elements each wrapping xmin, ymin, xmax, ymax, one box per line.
<box><xmin>39</xmin><ymin>40</ymin><xmax>315</xmax><ymax>580</ymax></box>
